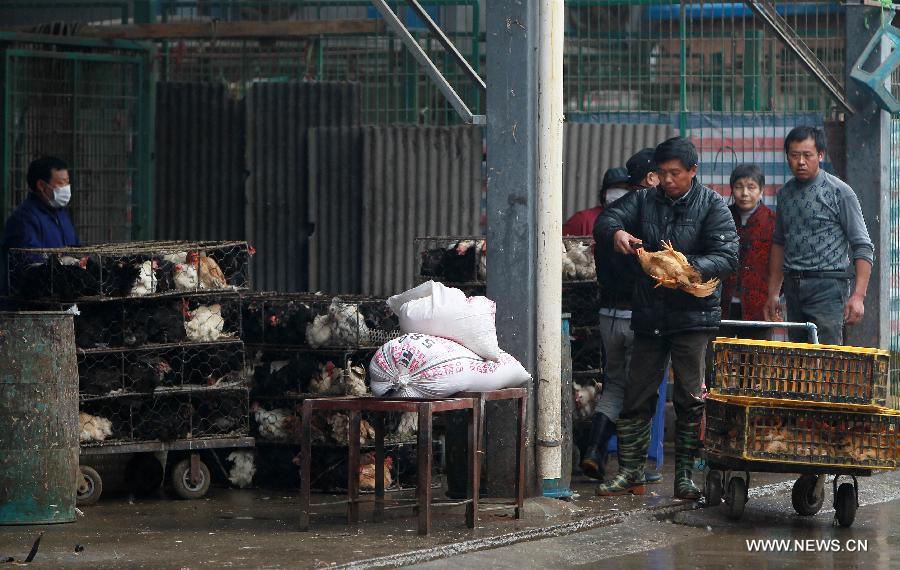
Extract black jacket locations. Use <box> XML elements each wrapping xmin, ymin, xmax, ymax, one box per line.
<box><xmin>595</xmin><ymin>180</ymin><xmax>739</xmax><ymax>336</ymax></box>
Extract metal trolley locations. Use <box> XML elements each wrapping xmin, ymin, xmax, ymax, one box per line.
<box><xmin>702</xmin><ymin>320</ymin><xmax>897</xmax><ymax>527</ymax></box>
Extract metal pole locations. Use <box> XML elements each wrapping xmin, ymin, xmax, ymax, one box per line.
<box><xmin>534</xmin><ymin>0</ymin><xmax>564</xmax><ymax>494</ymax></box>
<box><xmin>845</xmin><ymin>6</ymin><xmax>890</xmax><ymax>349</ymax></box>
<box><xmin>485</xmin><ymin>0</ymin><xmax>538</xmax><ymax>496</ymax></box>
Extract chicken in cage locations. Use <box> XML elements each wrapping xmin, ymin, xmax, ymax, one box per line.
<box><xmin>7</xmin><ymin>240</ymin><xmax>253</xmax><ymax>301</ymax></box>
<box><xmin>79</xmin><ymin>396</ymin><xmax>142</xmax><ymax>445</ymax></box>
<box><xmin>243</xmin><ymin>293</ymin><xmax>399</xmax><ymax>349</ymax></box>
<box><xmin>415</xmin><ymin>237</ymin><xmax>486</xmax><ymax>284</ymax></box>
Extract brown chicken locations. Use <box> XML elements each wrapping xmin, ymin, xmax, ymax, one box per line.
<box><xmin>635</xmin><ymin>240</ymin><xmax>720</xmax><ymax>298</ymax></box>
<box><xmin>187</xmin><ymin>251</ymin><xmax>227</xmax><ymax>289</ymax></box>
<box><xmin>359</xmin><ymin>452</ymin><xmax>394</xmax><ymax>490</ymax></box>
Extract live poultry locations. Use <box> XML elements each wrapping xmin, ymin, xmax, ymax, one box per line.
<box><xmin>359</xmin><ymin>452</ymin><xmax>394</xmax><ymax>491</ymax></box>
<box><xmin>226</xmin><ymin>451</ymin><xmax>256</xmax><ymax>489</ymax></box>
<box><xmin>328</xmin><ymin>298</ymin><xmax>371</xmax><ymax>346</ymax></box>
<box><xmin>327</xmin><ymin>413</ymin><xmax>376</xmax><ymax>445</ymax></box>
<box><xmin>184</xmin><ymin>303</ymin><xmax>225</xmax><ymax>342</ymax></box>
<box><xmin>395</xmin><ymin>412</ymin><xmax>418</xmax><ymax>441</ymax></box>
<box><xmin>573</xmin><ymin>381</ymin><xmax>599</xmax><ymax>420</ymax></box>
<box><xmin>442</xmin><ymin>240</ymin><xmax>479</xmax><ymax>283</ymax></box>
<box><xmin>636</xmin><ymin>240</ymin><xmax>720</xmax><ymax>298</ymax></box>
<box><xmin>561</xmin><ymin>241</ymin><xmax>577</xmax><ymax>280</ymax></box>
<box><xmin>343</xmin><ymin>361</ymin><xmax>368</xmax><ymax>396</ymax></box>
<box><xmin>122</xmin><ymin>302</ymin><xmax>186</xmax><ymax>346</ymax></box>
<box><xmin>127</xmin><ymin>357</ymin><xmax>174</xmax><ymax>393</ymax></box>
<box><xmin>173</xmin><ymin>262</ymin><xmax>199</xmax><ymax>291</ymax></box>
<box><xmin>565</xmin><ymin>240</ymin><xmax>596</xmax><ymax>280</ymax></box>
<box><xmin>187</xmin><ymin>251</ymin><xmax>227</xmax><ymax>290</ymax></box>
<box><xmin>251</xmin><ymin>402</ymin><xmax>297</xmax><ymax>441</ymax></box>
<box><xmin>310</xmin><ymin>361</ymin><xmax>343</xmax><ymax>395</ymax></box>
<box><xmin>129</xmin><ymin>260</ymin><xmax>157</xmax><ymax>296</ymax></box>
<box><xmin>79</xmin><ymin>411</ymin><xmax>114</xmax><ymax>443</ymax></box>
<box><xmin>305</xmin><ymin>314</ymin><xmax>332</xmax><ymax>348</ymax></box>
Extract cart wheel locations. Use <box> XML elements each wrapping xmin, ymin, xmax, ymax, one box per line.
<box><xmin>76</xmin><ymin>465</ymin><xmax>102</xmax><ymax>506</ymax></box>
<box><xmin>791</xmin><ymin>475</ymin><xmax>824</xmax><ymax>516</ymax></box>
<box><xmin>834</xmin><ymin>483</ymin><xmax>857</xmax><ymax>527</ymax></box>
<box><xmin>725</xmin><ymin>477</ymin><xmax>747</xmax><ymax>521</ymax></box>
<box><xmin>705</xmin><ymin>470</ymin><xmax>724</xmax><ymax>506</ymax></box>
<box><xmin>171</xmin><ymin>458</ymin><xmax>211</xmax><ymax>500</ymax></box>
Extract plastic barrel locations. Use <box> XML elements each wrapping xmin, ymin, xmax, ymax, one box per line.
<box><xmin>0</xmin><ymin>311</ymin><xmax>78</xmax><ymax>525</ymax></box>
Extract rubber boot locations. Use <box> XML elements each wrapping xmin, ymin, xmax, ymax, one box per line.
<box><xmin>580</xmin><ymin>413</ymin><xmax>615</xmax><ymax>480</ymax></box>
<box><xmin>596</xmin><ymin>417</ymin><xmax>651</xmax><ymax>496</ymax></box>
<box><xmin>674</xmin><ymin>418</ymin><xmax>702</xmax><ymax>500</ymax></box>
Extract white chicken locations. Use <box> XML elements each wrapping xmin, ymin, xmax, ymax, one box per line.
<box><xmin>477</xmin><ymin>240</ymin><xmax>487</xmax><ymax>281</ymax></box>
<box><xmin>395</xmin><ymin>412</ymin><xmax>418</xmax><ymax>441</ymax></box>
<box><xmin>184</xmin><ymin>303</ymin><xmax>225</xmax><ymax>342</ymax></box>
<box><xmin>130</xmin><ymin>260</ymin><xmax>157</xmax><ymax>296</ymax></box>
<box><xmin>310</xmin><ymin>361</ymin><xmax>343</xmax><ymax>395</ymax></box>
<box><xmin>251</xmin><ymin>403</ymin><xmax>296</xmax><ymax>441</ymax></box>
<box><xmin>328</xmin><ymin>298</ymin><xmax>370</xmax><ymax>346</ymax></box>
<box><xmin>174</xmin><ymin>262</ymin><xmax>199</xmax><ymax>291</ymax></box>
<box><xmin>226</xmin><ymin>451</ymin><xmax>256</xmax><ymax>488</ymax></box>
<box><xmin>305</xmin><ymin>314</ymin><xmax>332</xmax><ymax>348</ymax></box>
<box><xmin>80</xmin><ymin>412</ymin><xmax>113</xmax><ymax>443</ymax></box>
<box><xmin>343</xmin><ymin>361</ymin><xmax>368</xmax><ymax>396</ymax></box>
<box><xmin>566</xmin><ymin>240</ymin><xmax>596</xmax><ymax>280</ymax></box>
<box><xmin>163</xmin><ymin>251</ymin><xmax>188</xmax><ymax>264</ymax></box>
<box><xmin>327</xmin><ymin>413</ymin><xmax>376</xmax><ymax>445</ymax></box>
<box><xmin>561</xmin><ymin>241</ymin><xmax>577</xmax><ymax>280</ymax></box>
<box><xmin>573</xmin><ymin>382</ymin><xmax>599</xmax><ymax>420</ymax></box>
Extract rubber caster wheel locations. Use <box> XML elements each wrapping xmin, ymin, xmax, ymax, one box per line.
<box><xmin>705</xmin><ymin>470</ymin><xmax>724</xmax><ymax>506</ymax></box>
<box><xmin>171</xmin><ymin>458</ymin><xmax>211</xmax><ymax>500</ymax></box>
<box><xmin>834</xmin><ymin>483</ymin><xmax>858</xmax><ymax>527</ymax></box>
<box><xmin>791</xmin><ymin>474</ymin><xmax>824</xmax><ymax>516</ymax></box>
<box><xmin>725</xmin><ymin>477</ymin><xmax>747</xmax><ymax>521</ymax></box>
<box><xmin>76</xmin><ymin>465</ymin><xmax>102</xmax><ymax>506</ymax></box>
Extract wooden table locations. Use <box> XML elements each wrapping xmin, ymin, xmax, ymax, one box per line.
<box><xmin>298</xmin><ymin>395</ymin><xmax>480</xmax><ymax>535</ymax></box>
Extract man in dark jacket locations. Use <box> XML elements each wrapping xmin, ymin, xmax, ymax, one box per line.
<box><xmin>1</xmin><ymin>156</ymin><xmax>80</xmax><ymax>295</ymax></box>
<box><xmin>594</xmin><ymin>137</ymin><xmax>738</xmax><ymax>499</ymax></box>
<box><xmin>580</xmin><ymin>148</ymin><xmax>661</xmax><ymax>482</ymax></box>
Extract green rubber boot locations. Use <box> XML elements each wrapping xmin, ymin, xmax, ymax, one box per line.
<box><xmin>674</xmin><ymin>418</ymin><xmax>702</xmax><ymax>500</ymax></box>
<box><xmin>596</xmin><ymin>417</ymin><xmax>651</xmax><ymax>497</ymax></box>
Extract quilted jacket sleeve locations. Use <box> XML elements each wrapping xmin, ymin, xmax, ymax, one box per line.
<box><xmin>686</xmin><ymin>192</ymin><xmax>739</xmax><ymax>281</ymax></box>
<box><xmin>594</xmin><ymin>189</ymin><xmax>643</xmax><ymax>246</ymax></box>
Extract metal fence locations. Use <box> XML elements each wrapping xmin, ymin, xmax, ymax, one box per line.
<box><xmin>0</xmin><ymin>37</ymin><xmax>153</xmax><ymax>243</ymax></box>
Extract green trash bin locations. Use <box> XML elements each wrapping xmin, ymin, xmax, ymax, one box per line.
<box><xmin>0</xmin><ymin>311</ymin><xmax>79</xmax><ymax>525</ymax></box>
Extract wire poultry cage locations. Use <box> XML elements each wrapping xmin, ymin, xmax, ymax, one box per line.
<box><xmin>704</xmin><ymin>396</ymin><xmax>900</xmax><ymax>470</ymax></box>
<box><xmin>711</xmin><ymin>339</ymin><xmax>891</xmax><ymax>408</ymax></box>
<box><xmin>7</xmin><ymin>240</ymin><xmax>253</xmax><ymax>301</ymax></box>
<box><xmin>79</xmin><ymin>386</ymin><xmax>250</xmax><ymax>447</ymax></box>
<box><xmin>414</xmin><ymin>235</ymin><xmax>597</xmax><ymax>286</ymax></box>
<box><xmin>246</xmin><ymin>346</ymin><xmax>376</xmax><ymax>398</ymax></box>
<box><xmin>241</xmin><ymin>292</ymin><xmax>400</xmax><ymax>349</ymax></box>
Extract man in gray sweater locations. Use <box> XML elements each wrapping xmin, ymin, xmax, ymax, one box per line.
<box><xmin>763</xmin><ymin>126</ymin><xmax>874</xmax><ymax>345</ymax></box>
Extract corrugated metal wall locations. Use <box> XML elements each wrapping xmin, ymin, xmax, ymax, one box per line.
<box><xmin>155</xmin><ymin>82</ymin><xmax>246</xmax><ymax>241</ymax></box>
<box><xmin>245</xmin><ymin>82</ymin><xmax>361</xmax><ymax>292</ymax></box>
<box><xmin>361</xmin><ymin>126</ymin><xmax>483</xmax><ymax>297</ymax></box>
<box><xmin>562</xmin><ymin>122</ymin><xmax>676</xmax><ymax>219</ymax></box>
<box><xmin>307</xmin><ymin>126</ymin><xmax>365</xmax><ymax>294</ymax></box>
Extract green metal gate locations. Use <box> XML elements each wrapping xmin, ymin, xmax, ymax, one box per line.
<box><xmin>1</xmin><ymin>37</ymin><xmax>153</xmax><ymax>243</ymax></box>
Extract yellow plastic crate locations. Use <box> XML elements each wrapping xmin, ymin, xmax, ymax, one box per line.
<box><xmin>711</xmin><ymin>338</ymin><xmax>890</xmax><ymax>408</ymax></box>
<box><xmin>704</xmin><ymin>396</ymin><xmax>900</xmax><ymax>470</ymax></box>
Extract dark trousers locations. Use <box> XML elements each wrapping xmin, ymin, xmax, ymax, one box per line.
<box><xmin>621</xmin><ymin>332</ymin><xmax>708</xmax><ymax>423</ymax></box>
<box><xmin>783</xmin><ymin>276</ymin><xmax>849</xmax><ymax>345</ymax></box>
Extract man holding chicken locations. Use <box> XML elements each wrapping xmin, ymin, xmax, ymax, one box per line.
<box><xmin>594</xmin><ymin>137</ymin><xmax>738</xmax><ymax>499</ymax></box>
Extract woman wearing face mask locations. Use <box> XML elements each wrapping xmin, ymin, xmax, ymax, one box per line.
<box><xmin>1</xmin><ymin>156</ymin><xmax>80</xmax><ymax>295</ymax></box>
<box><xmin>720</xmin><ymin>164</ymin><xmax>775</xmax><ymax>335</ymax></box>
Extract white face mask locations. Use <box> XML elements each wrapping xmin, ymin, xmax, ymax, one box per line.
<box><xmin>50</xmin><ymin>184</ymin><xmax>71</xmax><ymax>208</ymax></box>
<box><xmin>605</xmin><ymin>189</ymin><xmax>629</xmax><ymax>205</ymax></box>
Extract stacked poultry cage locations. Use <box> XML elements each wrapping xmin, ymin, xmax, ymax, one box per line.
<box><xmin>240</xmin><ymin>292</ymin><xmax>420</xmax><ymax>490</ymax></box>
<box><xmin>704</xmin><ymin>338</ymin><xmax>899</xmax><ymax>526</ymax></box>
<box><xmin>414</xmin><ymin>235</ymin><xmax>603</xmax><ymax>418</ymax></box>
<box><xmin>7</xmin><ymin>240</ymin><xmax>254</xmax><ymax>501</ymax></box>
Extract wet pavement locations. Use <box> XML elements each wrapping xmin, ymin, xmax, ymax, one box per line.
<box><xmin>1</xmin><ymin>465</ymin><xmax>895</xmax><ymax>568</ymax></box>
<box><xmin>416</xmin><ymin>469</ymin><xmax>900</xmax><ymax>569</ymax></box>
